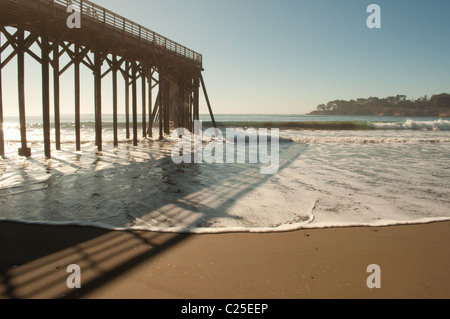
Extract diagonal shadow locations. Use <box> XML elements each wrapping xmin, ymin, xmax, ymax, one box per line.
<box><xmin>0</xmin><ymin>141</ymin><xmax>308</xmax><ymax>299</ymax></box>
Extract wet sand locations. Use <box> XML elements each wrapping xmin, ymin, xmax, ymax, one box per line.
<box><xmin>0</xmin><ymin>220</ymin><xmax>449</xmax><ymax>299</ymax></box>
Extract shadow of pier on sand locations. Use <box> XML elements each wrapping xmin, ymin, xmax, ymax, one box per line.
<box><xmin>0</xmin><ymin>141</ymin><xmax>308</xmax><ymax>298</ymax></box>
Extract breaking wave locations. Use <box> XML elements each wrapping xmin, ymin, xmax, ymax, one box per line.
<box><xmin>368</xmin><ymin>119</ymin><xmax>450</xmax><ymax>131</ymax></box>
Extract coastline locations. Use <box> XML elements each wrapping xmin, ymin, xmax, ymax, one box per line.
<box><xmin>1</xmin><ymin>220</ymin><xmax>449</xmax><ymax>299</ymax></box>
<box><xmin>308</xmin><ymin>110</ymin><xmax>450</xmax><ymax>117</ymax></box>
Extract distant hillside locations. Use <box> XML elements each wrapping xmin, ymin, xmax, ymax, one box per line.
<box><xmin>308</xmin><ymin>93</ymin><xmax>450</xmax><ymax>117</ymax></box>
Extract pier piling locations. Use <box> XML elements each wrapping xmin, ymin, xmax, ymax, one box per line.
<box><xmin>0</xmin><ymin>0</ymin><xmax>215</xmax><ymax>158</ymax></box>
<box><xmin>0</xmin><ymin>32</ymin><xmax>5</xmax><ymax>158</ymax></box>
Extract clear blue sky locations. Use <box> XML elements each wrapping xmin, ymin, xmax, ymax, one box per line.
<box><xmin>2</xmin><ymin>0</ymin><xmax>450</xmax><ymax>115</ymax></box>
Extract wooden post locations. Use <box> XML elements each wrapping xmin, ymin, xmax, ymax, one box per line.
<box><xmin>186</xmin><ymin>87</ymin><xmax>191</xmax><ymax>131</ymax></box>
<box><xmin>193</xmin><ymin>76</ymin><xmax>200</xmax><ymax>126</ymax></box>
<box><xmin>142</xmin><ymin>70</ymin><xmax>146</xmax><ymax>138</ymax></box>
<box><xmin>200</xmin><ymin>74</ymin><xmax>217</xmax><ymax>129</ymax></box>
<box><xmin>148</xmin><ymin>76</ymin><xmax>152</xmax><ymax>137</ymax></box>
<box><xmin>177</xmin><ymin>84</ymin><xmax>182</xmax><ymax>129</ymax></box>
<box><xmin>159</xmin><ymin>75</ymin><xmax>163</xmax><ymax>140</ymax></box>
<box><xmin>94</xmin><ymin>48</ymin><xmax>102</xmax><ymax>151</ymax></box>
<box><xmin>189</xmin><ymin>82</ymin><xmax>194</xmax><ymax>132</ymax></box>
<box><xmin>17</xmin><ymin>26</ymin><xmax>31</xmax><ymax>157</ymax></box>
<box><xmin>164</xmin><ymin>76</ymin><xmax>170</xmax><ymax>135</ymax></box>
<box><xmin>148</xmin><ymin>92</ymin><xmax>159</xmax><ymax>138</ymax></box>
<box><xmin>0</xmin><ymin>72</ymin><xmax>3</xmax><ymax>158</ymax></box>
<box><xmin>132</xmin><ymin>62</ymin><xmax>138</xmax><ymax>146</ymax></box>
<box><xmin>112</xmin><ymin>55</ymin><xmax>118</xmax><ymax>146</ymax></box>
<box><xmin>74</xmin><ymin>43</ymin><xmax>81</xmax><ymax>151</ymax></box>
<box><xmin>178</xmin><ymin>82</ymin><xmax>184</xmax><ymax>128</ymax></box>
<box><xmin>41</xmin><ymin>31</ymin><xmax>51</xmax><ymax>158</ymax></box>
<box><xmin>0</xmin><ymin>32</ymin><xmax>4</xmax><ymax>158</ymax></box>
<box><xmin>125</xmin><ymin>61</ymin><xmax>130</xmax><ymax>139</ymax></box>
<box><xmin>186</xmin><ymin>85</ymin><xmax>190</xmax><ymax>129</ymax></box>
<box><xmin>53</xmin><ymin>45</ymin><xmax>61</xmax><ymax>150</ymax></box>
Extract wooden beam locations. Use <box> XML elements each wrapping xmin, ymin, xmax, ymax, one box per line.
<box><xmin>74</xmin><ymin>43</ymin><xmax>81</xmax><ymax>151</ymax></box>
<box><xmin>189</xmin><ymin>82</ymin><xmax>194</xmax><ymax>132</ymax></box>
<box><xmin>193</xmin><ymin>76</ymin><xmax>200</xmax><ymax>123</ymax></box>
<box><xmin>112</xmin><ymin>54</ymin><xmax>118</xmax><ymax>147</ymax></box>
<box><xmin>124</xmin><ymin>61</ymin><xmax>130</xmax><ymax>139</ymax></box>
<box><xmin>187</xmin><ymin>89</ymin><xmax>192</xmax><ymax>130</ymax></box>
<box><xmin>53</xmin><ymin>44</ymin><xmax>61</xmax><ymax>150</ymax></box>
<box><xmin>82</xmin><ymin>54</ymin><xmax>94</xmax><ymax>71</ymax></box>
<box><xmin>164</xmin><ymin>74</ymin><xmax>170</xmax><ymax>135</ymax></box>
<box><xmin>0</xmin><ymin>27</ymin><xmax>18</xmax><ymax>54</ymax></box>
<box><xmin>132</xmin><ymin>62</ymin><xmax>138</xmax><ymax>146</ymax></box>
<box><xmin>200</xmin><ymin>73</ymin><xmax>217</xmax><ymax>129</ymax></box>
<box><xmin>94</xmin><ymin>48</ymin><xmax>102</xmax><ymax>151</ymax></box>
<box><xmin>148</xmin><ymin>91</ymin><xmax>160</xmax><ymax>137</ymax></box>
<box><xmin>178</xmin><ymin>81</ymin><xmax>183</xmax><ymax>128</ymax></box>
<box><xmin>41</xmin><ymin>30</ymin><xmax>51</xmax><ymax>158</ymax></box>
<box><xmin>142</xmin><ymin>70</ymin><xmax>146</xmax><ymax>138</ymax></box>
<box><xmin>0</xmin><ymin>32</ymin><xmax>4</xmax><ymax>158</ymax></box>
<box><xmin>56</xmin><ymin>41</ymin><xmax>84</xmax><ymax>79</ymax></box>
<box><xmin>101</xmin><ymin>67</ymin><xmax>112</xmax><ymax>79</ymax></box>
<box><xmin>0</xmin><ymin>50</ymin><xmax>17</xmax><ymax>71</ymax></box>
<box><xmin>148</xmin><ymin>75</ymin><xmax>152</xmax><ymax>137</ymax></box>
<box><xmin>78</xmin><ymin>47</ymin><xmax>92</xmax><ymax>70</ymax></box>
<box><xmin>58</xmin><ymin>40</ymin><xmax>80</xmax><ymax>76</ymax></box>
<box><xmin>159</xmin><ymin>73</ymin><xmax>163</xmax><ymax>140</ymax></box>
<box><xmin>17</xmin><ymin>26</ymin><xmax>30</xmax><ymax>157</ymax></box>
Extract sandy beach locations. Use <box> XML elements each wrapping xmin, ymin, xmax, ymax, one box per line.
<box><xmin>1</xmin><ymin>220</ymin><xmax>449</xmax><ymax>299</ymax></box>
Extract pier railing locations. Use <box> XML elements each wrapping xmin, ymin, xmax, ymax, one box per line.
<box><xmin>48</xmin><ymin>0</ymin><xmax>202</xmax><ymax>64</ymax></box>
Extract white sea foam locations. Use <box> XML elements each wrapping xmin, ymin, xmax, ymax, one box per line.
<box><xmin>1</xmin><ymin>117</ymin><xmax>450</xmax><ymax>233</ymax></box>
<box><xmin>1</xmin><ymin>130</ymin><xmax>450</xmax><ymax>233</ymax></box>
<box><xmin>282</xmin><ymin>136</ymin><xmax>450</xmax><ymax>144</ymax></box>
<box><xmin>369</xmin><ymin>119</ymin><xmax>450</xmax><ymax>131</ymax></box>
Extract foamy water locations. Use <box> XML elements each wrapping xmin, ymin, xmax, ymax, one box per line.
<box><xmin>1</xmin><ymin>115</ymin><xmax>450</xmax><ymax>233</ymax></box>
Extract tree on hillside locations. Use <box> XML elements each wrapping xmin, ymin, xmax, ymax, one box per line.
<box><xmin>312</xmin><ymin>93</ymin><xmax>450</xmax><ymax>115</ymax></box>
<box><xmin>429</xmin><ymin>93</ymin><xmax>450</xmax><ymax>109</ymax></box>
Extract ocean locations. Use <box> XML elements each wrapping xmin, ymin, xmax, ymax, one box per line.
<box><xmin>1</xmin><ymin>114</ymin><xmax>450</xmax><ymax>233</ymax></box>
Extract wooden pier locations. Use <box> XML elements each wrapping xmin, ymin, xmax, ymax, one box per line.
<box><xmin>0</xmin><ymin>0</ymin><xmax>216</xmax><ymax>158</ymax></box>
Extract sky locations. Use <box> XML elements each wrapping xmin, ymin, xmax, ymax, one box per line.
<box><xmin>1</xmin><ymin>0</ymin><xmax>450</xmax><ymax>115</ymax></box>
